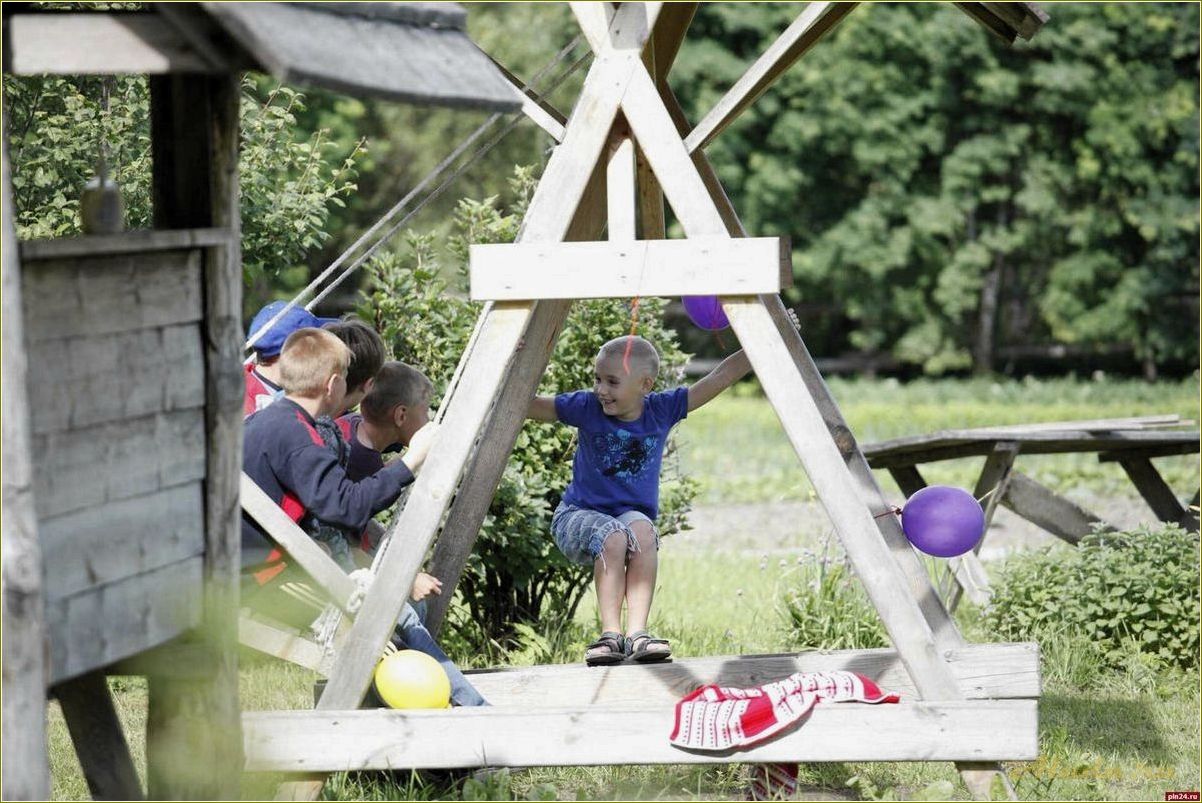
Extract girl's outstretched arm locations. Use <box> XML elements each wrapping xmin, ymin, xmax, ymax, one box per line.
<box><xmin>687</xmin><ymin>350</ymin><xmax>751</xmax><ymax>412</ymax></box>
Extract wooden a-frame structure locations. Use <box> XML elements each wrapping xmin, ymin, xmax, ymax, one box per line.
<box><xmin>244</xmin><ymin>4</ymin><xmax>1049</xmax><ymax>799</ymax></box>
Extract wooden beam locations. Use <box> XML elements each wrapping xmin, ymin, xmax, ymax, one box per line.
<box><xmin>1117</xmin><ymin>456</ymin><xmax>1198</xmax><ymax>531</ymax></box>
<box><xmin>1000</xmin><ymin>472</ymin><xmax>1110</xmax><ymax>545</ymax></box>
<box><xmin>1</xmin><ymin>112</ymin><xmax>52</xmax><ymax>802</ymax></box>
<box><xmin>464</xmin><ymin>642</ymin><xmax>1041</xmax><ymax>707</ymax></box>
<box><xmin>423</xmin><ymin>160</ymin><xmax>608</xmax><ymax>635</ymax></box>
<box><xmin>240</xmin><ymin>473</ymin><xmax>357</xmax><ymax>611</ymax></box>
<box><xmin>606</xmin><ymin>129</ymin><xmax>637</xmax><ymax>241</ymax></box>
<box><xmin>244</xmin><ymin>701</ymin><xmax>1039</xmax><ymax>771</ymax></box>
<box><xmin>145</xmin><ymin>74</ymin><xmax>242</xmax><ymax>800</ymax></box>
<box><xmin>279</xmin><ymin>12</ymin><xmax>663</xmax><ymax>801</ymax></box>
<box><xmin>239</xmin><ymin>614</ymin><xmax>330</xmax><ymax>675</ymax></box>
<box><xmin>485</xmin><ymin>53</ymin><xmax>568</xmax><ymax>143</ymax></box>
<box><xmin>648</xmin><ymin>2</ymin><xmax>698</xmax><ymax>81</ymax></box>
<box><xmin>684</xmin><ymin>3</ymin><xmax>857</xmax><ymax>153</ymax></box>
<box><xmin>5</xmin><ymin>12</ymin><xmax>216</xmax><ymax>75</ymax></box>
<box><xmin>947</xmin><ymin>442</ymin><xmax>1019</xmax><ymax>612</ymax></box>
<box><xmin>469</xmin><ymin>237</ymin><xmax>789</xmax><ymax>301</ymax></box>
<box><xmin>55</xmin><ymin>671</ymin><xmax>144</xmax><ymax>800</ymax></box>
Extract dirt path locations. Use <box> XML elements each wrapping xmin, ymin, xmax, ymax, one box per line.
<box><xmin>676</xmin><ymin>492</ymin><xmax>1171</xmax><ymax>562</ymax></box>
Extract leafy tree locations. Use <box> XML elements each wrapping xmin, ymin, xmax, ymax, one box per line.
<box><xmin>4</xmin><ymin>73</ymin><xmax>363</xmax><ymax>316</ymax></box>
<box><xmin>673</xmin><ymin>3</ymin><xmax>1199</xmax><ymax>375</ymax></box>
<box><xmin>362</xmin><ymin>167</ymin><xmax>697</xmax><ymax>642</ymax></box>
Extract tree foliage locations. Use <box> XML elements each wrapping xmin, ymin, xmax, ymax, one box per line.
<box><xmin>362</xmin><ymin>167</ymin><xmax>697</xmax><ymax>641</ymax></box>
<box><xmin>4</xmin><ymin>74</ymin><xmax>362</xmax><ymax>315</ymax></box>
<box><xmin>673</xmin><ymin>3</ymin><xmax>1199</xmax><ymax>374</ymax></box>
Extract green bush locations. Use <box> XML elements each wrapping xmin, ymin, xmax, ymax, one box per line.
<box><xmin>362</xmin><ymin>167</ymin><xmax>697</xmax><ymax>644</ymax></box>
<box><xmin>984</xmin><ymin>523</ymin><xmax>1200</xmax><ymax>669</ymax></box>
<box><xmin>782</xmin><ymin>553</ymin><xmax>889</xmax><ymax>651</ymax></box>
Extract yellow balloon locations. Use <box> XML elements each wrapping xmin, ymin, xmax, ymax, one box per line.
<box><xmin>373</xmin><ymin>650</ymin><xmax>451</xmax><ymax>709</ymax></box>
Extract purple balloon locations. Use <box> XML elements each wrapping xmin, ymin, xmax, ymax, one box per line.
<box><xmin>682</xmin><ymin>295</ymin><xmax>729</xmax><ymax>331</ymax></box>
<box><xmin>901</xmin><ymin>485</ymin><xmax>985</xmax><ymax>558</ymax></box>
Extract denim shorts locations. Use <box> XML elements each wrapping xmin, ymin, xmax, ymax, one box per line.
<box><xmin>552</xmin><ymin>501</ymin><xmax>659</xmax><ymax>567</ymax></box>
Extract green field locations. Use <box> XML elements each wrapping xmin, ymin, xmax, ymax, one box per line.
<box><xmin>44</xmin><ymin>377</ymin><xmax>1200</xmax><ymax>800</ymax></box>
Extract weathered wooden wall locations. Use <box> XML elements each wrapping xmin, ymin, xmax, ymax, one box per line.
<box><xmin>19</xmin><ymin>236</ymin><xmax>216</xmax><ymax>684</ymax></box>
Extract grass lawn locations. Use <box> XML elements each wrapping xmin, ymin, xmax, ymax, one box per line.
<box><xmin>42</xmin><ymin>376</ymin><xmax>1200</xmax><ymax>800</ymax></box>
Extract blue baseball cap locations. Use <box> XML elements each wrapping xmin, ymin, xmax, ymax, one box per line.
<box><xmin>248</xmin><ymin>301</ymin><xmax>339</xmax><ymax>358</ymax></box>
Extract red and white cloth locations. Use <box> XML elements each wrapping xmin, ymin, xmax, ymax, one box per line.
<box><xmin>669</xmin><ymin>670</ymin><xmax>899</xmax><ymax>752</ymax></box>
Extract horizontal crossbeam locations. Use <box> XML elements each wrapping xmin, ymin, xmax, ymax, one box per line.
<box><xmin>469</xmin><ymin>237</ymin><xmax>790</xmax><ymax>301</ymax></box>
<box><xmin>244</xmin><ymin>700</ymin><xmax>1038</xmax><ymax>771</ymax></box>
<box><xmin>464</xmin><ymin>642</ymin><xmax>1041</xmax><ymax>706</ymax></box>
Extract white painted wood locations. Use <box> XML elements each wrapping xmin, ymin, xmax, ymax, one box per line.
<box><xmin>239</xmin><ymin>613</ymin><xmax>330</xmax><ymax>675</ymax></box>
<box><xmin>486</xmin><ymin>53</ymin><xmax>567</xmax><ymax>143</ymax></box>
<box><xmin>30</xmin><ymin>323</ymin><xmax>205</xmax><ymax>434</ymax></box>
<box><xmin>40</xmin><ymin>482</ymin><xmax>204</xmax><ymax>600</ymax></box>
<box><xmin>1001</xmin><ymin>472</ymin><xmax>1106</xmax><ymax>545</ymax></box>
<box><xmin>46</xmin><ymin>556</ymin><xmax>203</xmax><ymax>684</ymax></box>
<box><xmin>685</xmin><ymin>3</ymin><xmax>857</xmax><ymax>153</ymax></box>
<box><xmin>607</xmin><ymin>134</ymin><xmax>637</xmax><ymax>241</ymax></box>
<box><xmin>31</xmin><ymin>408</ymin><xmax>206</xmax><ymax>519</ymax></box>
<box><xmin>240</xmin><ymin>473</ymin><xmax>357</xmax><ymax>611</ymax></box>
<box><xmin>1</xmin><ymin>120</ymin><xmax>51</xmax><ymax>802</ymax></box>
<box><xmin>464</xmin><ymin>642</ymin><xmax>1041</xmax><ymax>706</ymax></box>
<box><xmin>6</xmin><ymin>13</ymin><xmax>214</xmax><ymax>75</ymax></box>
<box><xmin>244</xmin><ymin>700</ymin><xmax>1039</xmax><ymax>771</ymax></box>
<box><xmin>21</xmin><ymin>248</ymin><xmax>203</xmax><ymax>342</ymax></box>
<box><xmin>469</xmin><ymin>237</ymin><xmax>787</xmax><ymax>301</ymax></box>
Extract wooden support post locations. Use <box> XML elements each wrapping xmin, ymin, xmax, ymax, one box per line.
<box><xmin>1118</xmin><ymin>456</ymin><xmax>1198</xmax><ymax>532</ymax></box>
<box><xmin>888</xmin><ymin>465</ymin><xmax>927</xmax><ymax>496</ymax></box>
<box><xmin>947</xmin><ymin>442</ymin><xmax>1019</xmax><ymax>612</ymax></box>
<box><xmin>145</xmin><ymin>72</ymin><xmax>242</xmax><ymax>800</ymax></box>
<box><xmin>1001</xmin><ymin>472</ymin><xmax>1109</xmax><ymax>545</ymax></box>
<box><xmin>485</xmin><ymin>52</ymin><xmax>567</xmax><ymax>143</ymax></box>
<box><xmin>684</xmin><ymin>3</ymin><xmax>858</xmax><ymax>153</ymax></box>
<box><xmin>1</xmin><ymin>114</ymin><xmax>52</xmax><ymax>803</ymax></box>
<box><xmin>55</xmin><ymin>672</ymin><xmax>144</xmax><ymax>800</ymax></box>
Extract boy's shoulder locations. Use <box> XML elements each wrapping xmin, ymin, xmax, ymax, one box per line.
<box><xmin>245</xmin><ymin>398</ymin><xmax>324</xmax><ymax>451</ymax></box>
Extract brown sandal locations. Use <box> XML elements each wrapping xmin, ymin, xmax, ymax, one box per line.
<box><xmin>585</xmin><ymin>631</ymin><xmax>626</xmax><ymax>666</ymax></box>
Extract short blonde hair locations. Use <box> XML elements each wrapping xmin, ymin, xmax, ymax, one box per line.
<box><xmin>279</xmin><ymin>328</ymin><xmax>351</xmax><ymax>396</ymax></box>
<box><xmin>360</xmin><ymin>361</ymin><xmax>434</xmax><ymax>425</ymax></box>
<box><xmin>597</xmin><ymin>335</ymin><xmax>660</xmax><ymax>379</ymax></box>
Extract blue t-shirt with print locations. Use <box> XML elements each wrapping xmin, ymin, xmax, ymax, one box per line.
<box><xmin>554</xmin><ymin>387</ymin><xmax>689</xmax><ymax>520</ymax></box>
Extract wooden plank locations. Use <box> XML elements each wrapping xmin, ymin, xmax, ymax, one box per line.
<box><xmin>606</xmin><ymin>132</ymin><xmax>637</xmax><ymax>242</ymax></box>
<box><xmin>40</xmin><ymin>483</ymin><xmax>204</xmax><ymax>601</ymax></box>
<box><xmin>55</xmin><ymin>671</ymin><xmax>144</xmax><ymax>800</ymax></box>
<box><xmin>21</xmin><ymin>248</ymin><xmax>204</xmax><ymax>343</ymax></box>
<box><xmin>684</xmin><ymin>3</ymin><xmax>857</xmax><ymax>153</ymax></box>
<box><xmin>30</xmin><ymin>323</ymin><xmax>205</xmax><ymax>435</ymax></box>
<box><xmin>1118</xmin><ymin>456</ymin><xmax>1198</xmax><ymax>531</ymax></box>
<box><xmin>1099</xmin><ymin>442</ymin><xmax>1200</xmax><ymax>462</ymax></box>
<box><xmin>947</xmin><ymin>442</ymin><xmax>1019</xmax><ymax>612</ymax></box>
<box><xmin>464</xmin><ymin>643</ymin><xmax>1041</xmax><ymax>706</ymax></box>
<box><xmin>1</xmin><ymin>116</ymin><xmax>51</xmax><ymax>802</ymax></box>
<box><xmin>239</xmin><ymin>613</ymin><xmax>330</xmax><ymax>675</ymax></box>
<box><xmin>983</xmin><ymin>414</ymin><xmax>1186</xmax><ymax>433</ymax></box>
<box><xmin>1001</xmin><ymin>472</ymin><xmax>1108</xmax><ymax>545</ymax></box>
<box><xmin>889</xmin><ymin>465</ymin><xmax>927</xmax><ymax>496</ymax></box>
<box><xmin>954</xmin><ymin>3</ymin><xmax>1017</xmax><ymax>44</ymax></box>
<box><xmin>865</xmin><ymin>430</ymin><xmax>1200</xmax><ymax>468</ymax></box>
<box><xmin>240</xmin><ymin>473</ymin><xmax>357</xmax><ymax>611</ymax></box>
<box><xmin>469</xmin><ymin>237</ymin><xmax>788</xmax><ymax>301</ymax></box>
<box><xmin>244</xmin><ymin>700</ymin><xmax>1039</xmax><ymax>771</ymax></box>
<box><xmin>18</xmin><ymin>227</ymin><xmax>229</xmax><ymax>260</ymax></box>
<box><xmin>30</xmin><ymin>409</ymin><xmax>207</xmax><ymax>520</ymax></box>
<box><xmin>648</xmin><ymin>2</ymin><xmax>697</xmax><ymax>80</ymax></box>
<box><xmin>5</xmin><ymin>12</ymin><xmax>215</xmax><ymax>75</ymax></box>
<box><xmin>486</xmin><ymin>53</ymin><xmax>567</xmax><ymax>143</ymax></box>
<box><xmin>423</xmin><ymin>161</ymin><xmax>608</xmax><ymax>635</ymax></box>
<box><xmin>145</xmin><ymin>73</ymin><xmax>243</xmax><ymax>801</ymax></box>
<box><xmin>46</xmin><ymin>556</ymin><xmax>203</xmax><ymax>684</ymax></box>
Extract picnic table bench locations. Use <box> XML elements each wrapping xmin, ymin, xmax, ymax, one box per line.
<box><xmin>862</xmin><ymin>415</ymin><xmax>1199</xmax><ymax>610</ymax></box>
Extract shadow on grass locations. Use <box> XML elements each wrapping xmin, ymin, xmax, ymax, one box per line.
<box><xmin>1040</xmin><ymin>691</ymin><xmax>1176</xmax><ymax>766</ymax></box>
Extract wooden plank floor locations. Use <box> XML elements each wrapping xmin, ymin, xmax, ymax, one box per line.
<box><xmin>243</xmin><ymin>700</ymin><xmax>1039</xmax><ymax>771</ymax></box>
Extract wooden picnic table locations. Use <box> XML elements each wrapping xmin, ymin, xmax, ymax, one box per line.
<box><xmin>862</xmin><ymin>415</ymin><xmax>1199</xmax><ymax>610</ymax></box>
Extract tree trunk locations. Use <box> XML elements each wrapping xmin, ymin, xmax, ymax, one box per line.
<box><xmin>973</xmin><ymin>206</ymin><xmax>1007</xmax><ymax>375</ymax></box>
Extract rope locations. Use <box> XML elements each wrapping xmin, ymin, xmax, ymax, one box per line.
<box><xmin>244</xmin><ymin>36</ymin><xmax>588</xmax><ymax>361</ymax></box>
